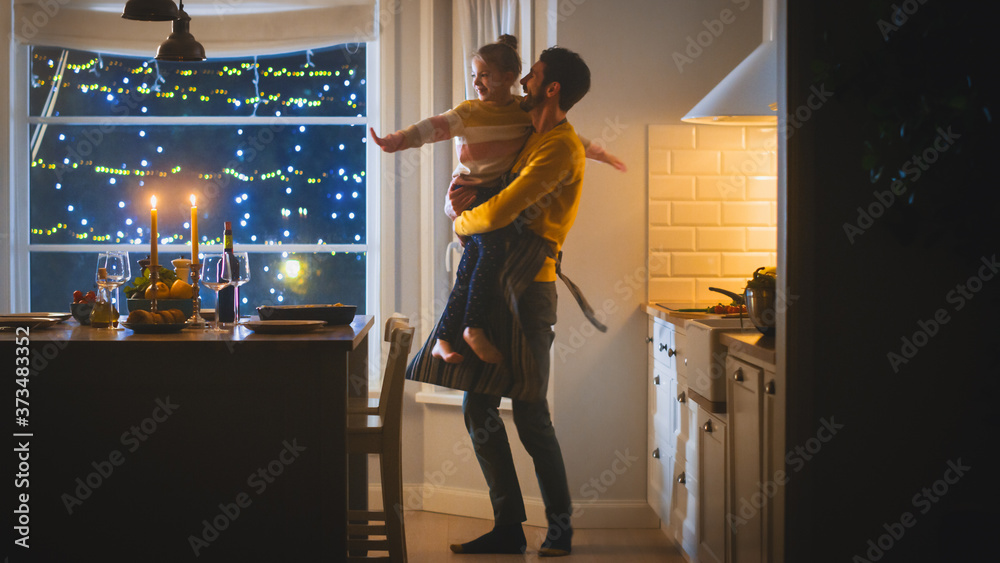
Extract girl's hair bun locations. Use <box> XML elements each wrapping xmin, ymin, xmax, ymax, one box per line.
<box><xmin>498</xmin><ymin>34</ymin><xmax>518</xmax><ymax>51</ymax></box>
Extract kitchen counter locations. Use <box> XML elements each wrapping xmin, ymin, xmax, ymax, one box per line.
<box><xmin>719</xmin><ymin>330</ymin><xmax>776</xmax><ymax>366</ymax></box>
<box><xmin>645</xmin><ymin>302</ymin><xmax>736</xmax><ymax>326</ymax></box>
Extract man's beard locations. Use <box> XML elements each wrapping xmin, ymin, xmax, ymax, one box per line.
<box><xmin>519</xmin><ymin>90</ymin><xmax>538</xmax><ymax>112</ymax></box>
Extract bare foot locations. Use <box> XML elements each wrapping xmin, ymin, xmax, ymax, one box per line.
<box><xmin>432</xmin><ymin>339</ymin><xmax>464</xmax><ymax>363</ymax></box>
<box><xmin>464</xmin><ymin>327</ymin><xmax>503</xmax><ymax>364</ymax></box>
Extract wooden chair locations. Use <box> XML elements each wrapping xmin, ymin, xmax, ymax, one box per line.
<box><xmin>346</xmin><ymin>316</ymin><xmax>414</xmax><ymax>563</ymax></box>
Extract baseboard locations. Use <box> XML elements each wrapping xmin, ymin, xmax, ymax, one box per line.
<box><xmin>369</xmin><ymin>484</ymin><xmax>660</xmax><ymax>529</ymax></box>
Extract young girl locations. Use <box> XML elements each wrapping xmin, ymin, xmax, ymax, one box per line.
<box><xmin>371</xmin><ymin>35</ymin><xmax>623</xmax><ymax>364</ymax></box>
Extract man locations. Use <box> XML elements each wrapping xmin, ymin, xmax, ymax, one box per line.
<box><xmin>445</xmin><ymin>46</ymin><xmax>592</xmax><ymax>558</ymax></box>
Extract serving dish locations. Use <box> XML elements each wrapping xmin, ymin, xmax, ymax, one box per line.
<box><xmin>243</xmin><ymin>320</ymin><xmax>327</xmax><ymax>334</ymax></box>
<box><xmin>256</xmin><ymin>304</ymin><xmax>356</xmax><ymax>325</ymax></box>
<box><xmin>120</xmin><ymin>321</ymin><xmax>188</xmax><ymax>334</ymax></box>
<box><xmin>126</xmin><ymin>298</ymin><xmax>194</xmax><ymax>319</ymax></box>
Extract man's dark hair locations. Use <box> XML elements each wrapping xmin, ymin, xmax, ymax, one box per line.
<box><xmin>538</xmin><ymin>46</ymin><xmax>590</xmax><ymax>112</ymax></box>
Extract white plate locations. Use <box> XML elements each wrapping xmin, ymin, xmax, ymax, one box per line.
<box><xmin>243</xmin><ymin>320</ymin><xmax>327</xmax><ymax>334</ymax></box>
<box><xmin>3</xmin><ymin>312</ymin><xmax>72</xmax><ymax>322</ymax></box>
<box><xmin>0</xmin><ymin>316</ymin><xmax>63</xmax><ymax>329</ymax></box>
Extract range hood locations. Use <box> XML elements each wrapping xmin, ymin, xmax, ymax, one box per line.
<box><xmin>682</xmin><ymin>0</ymin><xmax>777</xmax><ymax>125</ymax></box>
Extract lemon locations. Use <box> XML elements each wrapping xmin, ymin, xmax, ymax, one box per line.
<box><xmin>169</xmin><ymin>279</ymin><xmax>193</xmax><ymax>299</ymax></box>
<box><xmin>144</xmin><ymin>281</ymin><xmax>170</xmax><ymax>299</ymax></box>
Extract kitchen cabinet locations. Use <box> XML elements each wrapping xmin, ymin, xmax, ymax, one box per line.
<box><xmin>697</xmin><ymin>407</ymin><xmax>728</xmax><ymax>563</ymax></box>
<box><xmin>647</xmin><ymin>316</ymin><xmax>678</xmax><ymax>520</ymax></box>
<box><xmin>647</xmin><ymin>315</ymin><xmax>697</xmax><ymax>553</ymax></box>
<box><xmin>727</xmin><ymin>355</ymin><xmax>763</xmax><ymax>563</ymax></box>
<box><xmin>723</xmin><ymin>338</ymin><xmax>782</xmax><ymax>563</ymax></box>
<box><xmin>649</xmin><ymin>307</ymin><xmax>782</xmax><ymax>563</ymax></box>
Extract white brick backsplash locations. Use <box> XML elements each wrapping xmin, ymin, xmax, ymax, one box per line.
<box><xmin>746</xmin><ymin>127</ymin><xmax>778</xmax><ymax>150</ymax></box>
<box><xmin>650</xmin><ymin>175</ymin><xmax>695</xmax><ymax>200</ymax></box>
<box><xmin>746</xmin><ymin>176</ymin><xmax>777</xmax><ymax>200</ymax></box>
<box><xmin>646</xmin><ymin>126</ymin><xmax>779</xmax><ymax>304</ymax></box>
<box><xmin>672</xmin><ymin>253</ymin><xmax>721</xmax><ymax>276</ymax></box>
<box><xmin>696</xmin><ymin>279</ymin><xmax>746</xmax><ymax>303</ymax></box>
<box><xmin>672</xmin><ymin>201</ymin><xmax>721</xmax><ymax>226</ymax></box>
<box><xmin>649</xmin><ymin>149</ymin><xmax>671</xmax><ymax>174</ymax></box>
<box><xmin>648</xmin><ymin>253</ymin><xmax>670</xmax><ymax>277</ymax></box>
<box><xmin>671</xmin><ymin>150</ymin><xmax>721</xmax><ymax>175</ymax></box>
<box><xmin>649</xmin><ymin>124</ymin><xmax>696</xmax><ymax>149</ymax></box>
<box><xmin>695</xmin><ymin>125</ymin><xmax>745</xmax><ymax>150</ymax></box>
<box><xmin>722</xmin><ymin>202</ymin><xmax>772</xmax><ymax>226</ymax></box>
<box><xmin>722</xmin><ymin>150</ymin><xmax>775</xmax><ymax>176</ymax></box>
<box><xmin>747</xmin><ymin>227</ymin><xmax>778</xmax><ymax>251</ymax></box>
<box><xmin>649</xmin><ymin>201</ymin><xmax>670</xmax><ymax>225</ymax></box>
<box><xmin>650</xmin><ymin>227</ymin><xmax>696</xmax><ymax>251</ymax></box>
<box><xmin>697</xmin><ymin>227</ymin><xmax>747</xmax><ymax>251</ymax></box>
<box><xmin>722</xmin><ymin>252</ymin><xmax>773</xmax><ymax>277</ymax></box>
<box><xmin>649</xmin><ymin>277</ymin><xmax>695</xmax><ymax>303</ymax></box>
<box><xmin>696</xmin><ymin>175</ymin><xmax>745</xmax><ymax>200</ymax></box>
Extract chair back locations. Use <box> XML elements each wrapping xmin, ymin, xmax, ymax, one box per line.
<box><xmin>378</xmin><ymin>317</ymin><xmax>414</xmax><ymax>439</ymax></box>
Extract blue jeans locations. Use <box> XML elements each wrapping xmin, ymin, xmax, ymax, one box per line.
<box><xmin>461</xmin><ymin>282</ymin><xmax>572</xmax><ymax>526</ymax></box>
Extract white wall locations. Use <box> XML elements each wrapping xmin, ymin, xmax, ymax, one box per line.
<box><xmin>389</xmin><ymin>0</ymin><xmax>767</xmax><ymax>528</ymax></box>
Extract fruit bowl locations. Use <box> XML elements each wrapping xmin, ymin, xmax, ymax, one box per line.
<box><xmin>70</xmin><ymin>302</ymin><xmax>95</xmax><ymax>325</ymax></box>
<box><xmin>126</xmin><ymin>298</ymin><xmax>194</xmax><ymax>319</ymax></box>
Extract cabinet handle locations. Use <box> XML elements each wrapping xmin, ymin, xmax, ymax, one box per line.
<box><xmin>646</xmin><ymin>336</ymin><xmax>653</xmax><ymax>343</ymax></box>
<box><xmin>677</xmin><ymin>472</ymin><xmax>686</xmax><ymax>485</ymax></box>
<box><xmin>659</xmin><ymin>343</ymin><xmax>668</xmax><ymax>352</ymax></box>
<box><xmin>667</xmin><ymin>348</ymin><xmax>676</xmax><ymax>357</ymax></box>
<box><xmin>654</xmin><ymin>376</ymin><xmax>661</xmax><ymax>385</ymax></box>
<box><xmin>733</xmin><ymin>368</ymin><xmax>744</xmax><ymax>382</ymax></box>
<box><xmin>765</xmin><ymin>380</ymin><xmax>776</xmax><ymax>395</ymax></box>
<box><xmin>652</xmin><ymin>448</ymin><xmax>661</xmax><ymax>459</ymax></box>
<box><xmin>677</xmin><ymin>391</ymin><xmax>686</xmax><ymax>403</ymax></box>
<box><xmin>703</xmin><ymin>420</ymin><xmax>713</xmax><ymax>433</ymax></box>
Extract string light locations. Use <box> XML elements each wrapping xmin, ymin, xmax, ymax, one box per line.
<box><xmin>29</xmin><ymin>45</ymin><xmax>369</xmax><ymax>308</ymax></box>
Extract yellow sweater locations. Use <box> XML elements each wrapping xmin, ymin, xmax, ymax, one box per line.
<box><xmin>454</xmin><ymin>120</ymin><xmax>586</xmax><ymax>282</ymax></box>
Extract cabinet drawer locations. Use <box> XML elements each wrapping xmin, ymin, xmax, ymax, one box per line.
<box><xmin>673</xmin><ymin>330</ymin><xmax>688</xmax><ymax>377</ymax></box>
<box><xmin>652</xmin><ymin>319</ymin><xmax>677</xmax><ymax>369</ymax></box>
<box><xmin>646</xmin><ymin>437</ymin><xmax>675</xmax><ymax>522</ymax></box>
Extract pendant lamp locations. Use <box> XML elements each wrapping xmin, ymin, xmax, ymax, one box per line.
<box><xmin>121</xmin><ymin>0</ymin><xmax>179</xmax><ymax>21</ymax></box>
<box><xmin>155</xmin><ymin>3</ymin><xmax>206</xmax><ymax>62</ymax></box>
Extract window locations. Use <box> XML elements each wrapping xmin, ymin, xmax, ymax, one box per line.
<box><xmin>26</xmin><ymin>45</ymin><xmax>373</xmax><ymax>316</ymax></box>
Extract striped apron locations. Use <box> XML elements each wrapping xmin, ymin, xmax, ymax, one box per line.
<box><xmin>405</xmin><ymin>229</ymin><xmax>606</xmax><ymax>402</ymax></box>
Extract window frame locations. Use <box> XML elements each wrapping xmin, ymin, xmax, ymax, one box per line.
<box><xmin>9</xmin><ymin>41</ymin><xmax>383</xmax><ymax>383</ymax></box>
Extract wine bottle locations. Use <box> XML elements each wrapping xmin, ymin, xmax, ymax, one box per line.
<box><xmin>218</xmin><ymin>221</ymin><xmax>239</xmax><ymax>323</ymax></box>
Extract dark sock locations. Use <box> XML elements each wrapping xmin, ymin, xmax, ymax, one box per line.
<box><xmin>539</xmin><ymin>521</ymin><xmax>573</xmax><ymax>557</ymax></box>
<box><xmin>449</xmin><ymin>524</ymin><xmax>526</xmax><ymax>554</ymax></box>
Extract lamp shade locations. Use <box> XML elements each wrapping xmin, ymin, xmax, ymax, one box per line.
<box><xmin>155</xmin><ymin>10</ymin><xmax>206</xmax><ymax>61</ymax></box>
<box><xmin>122</xmin><ymin>0</ymin><xmax>180</xmax><ymax>21</ymax></box>
<box><xmin>682</xmin><ymin>40</ymin><xmax>778</xmax><ymax>125</ymax></box>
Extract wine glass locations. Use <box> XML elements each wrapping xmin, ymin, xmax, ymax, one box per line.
<box><xmin>228</xmin><ymin>251</ymin><xmax>251</xmax><ymax>323</ymax></box>
<box><xmin>96</xmin><ymin>251</ymin><xmax>131</xmax><ymax>330</ymax></box>
<box><xmin>200</xmin><ymin>254</ymin><xmax>232</xmax><ymax>332</ymax></box>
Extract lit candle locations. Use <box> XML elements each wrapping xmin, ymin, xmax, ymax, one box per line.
<box><xmin>190</xmin><ymin>194</ymin><xmax>198</xmax><ymax>265</ymax></box>
<box><xmin>150</xmin><ymin>195</ymin><xmax>158</xmax><ymax>270</ymax></box>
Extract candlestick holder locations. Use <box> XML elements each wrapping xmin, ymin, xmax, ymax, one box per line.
<box><xmin>149</xmin><ymin>266</ymin><xmax>160</xmax><ymax>313</ymax></box>
<box><xmin>186</xmin><ymin>264</ymin><xmax>208</xmax><ymax>328</ymax></box>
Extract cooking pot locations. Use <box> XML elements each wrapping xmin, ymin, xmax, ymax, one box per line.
<box><xmin>708</xmin><ymin>267</ymin><xmax>777</xmax><ymax>335</ymax></box>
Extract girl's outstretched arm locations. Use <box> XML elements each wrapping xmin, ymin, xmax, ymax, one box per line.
<box><xmin>369</xmin><ymin>127</ymin><xmax>408</xmax><ymax>153</ymax></box>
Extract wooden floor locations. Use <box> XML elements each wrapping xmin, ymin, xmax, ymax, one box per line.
<box><xmin>404</xmin><ymin>510</ymin><xmax>687</xmax><ymax>563</ymax></box>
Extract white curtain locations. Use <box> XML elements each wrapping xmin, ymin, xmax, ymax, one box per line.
<box><xmin>453</xmin><ymin>0</ymin><xmax>524</xmax><ymax>102</ymax></box>
<box><xmin>11</xmin><ymin>0</ymin><xmax>377</xmax><ymax>57</ymax></box>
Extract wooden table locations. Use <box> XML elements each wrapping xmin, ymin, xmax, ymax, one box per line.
<box><xmin>2</xmin><ymin>315</ymin><xmax>373</xmax><ymax>562</ymax></box>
